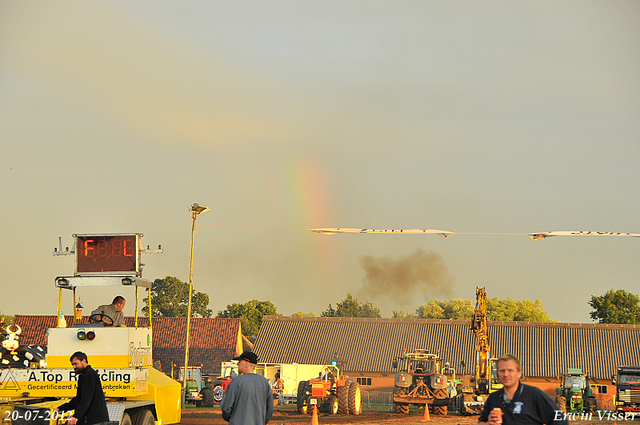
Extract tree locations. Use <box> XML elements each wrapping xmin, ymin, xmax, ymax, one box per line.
<box><xmin>0</xmin><ymin>314</ymin><xmax>12</xmax><ymax>334</ymax></box>
<box><xmin>589</xmin><ymin>289</ymin><xmax>640</xmax><ymax>324</ymax></box>
<box><xmin>321</xmin><ymin>294</ymin><xmax>381</xmax><ymax>318</ymax></box>
<box><xmin>416</xmin><ymin>299</ymin><xmax>474</xmax><ymax>320</ymax></box>
<box><xmin>142</xmin><ymin>276</ymin><xmax>212</xmax><ymax>318</ymax></box>
<box><xmin>416</xmin><ymin>301</ymin><xmax>445</xmax><ymax>319</ymax></box>
<box><xmin>291</xmin><ymin>311</ymin><xmax>316</xmax><ymax>317</ymax></box>
<box><xmin>320</xmin><ymin>305</ymin><xmax>336</xmax><ymax>317</ymax></box>
<box><xmin>392</xmin><ymin>310</ymin><xmax>415</xmax><ymax>318</ymax></box>
<box><xmin>217</xmin><ymin>300</ymin><xmax>280</xmax><ymax>337</ymax></box>
<box><xmin>414</xmin><ymin>297</ymin><xmax>553</xmax><ymax>322</ymax></box>
<box><xmin>359</xmin><ymin>300</ymin><xmax>381</xmax><ymax>318</ymax></box>
<box><xmin>486</xmin><ymin>297</ymin><xmax>553</xmax><ymax>322</ymax></box>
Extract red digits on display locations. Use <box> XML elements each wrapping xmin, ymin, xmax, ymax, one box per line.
<box><xmin>124</xmin><ymin>239</ymin><xmax>134</xmax><ymax>257</ymax></box>
<box><xmin>77</xmin><ymin>235</ymin><xmax>137</xmax><ymax>273</ymax></box>
<box><xmin>84</xmin><ymin>238</ymin><xmax>133</xmax><ymax>258</ymax></box>
<box><xmin>97</xmin><ymin>239</ymin><xmax>107</xmax><ymax>257</ymax></box>
<box><xmin>84</xmin><ymin>239</ymin><xmax>95</xmax><ymax>257</ymax></box>
<box><xmin>112</xmin><ymin>240</ymin><xmax>121</xmax><ymax>256</ymax></box>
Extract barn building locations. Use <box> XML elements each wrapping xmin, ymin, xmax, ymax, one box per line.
<box><xmin>254</xmin><ymin>316</ymin><xmax>640</xmax><ymax>409</ymax></box>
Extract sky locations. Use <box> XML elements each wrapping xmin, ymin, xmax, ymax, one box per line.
<box><xmin>1</xmin><ymin>1</ymin><xmax>639</xmax><ymax>324</ymax></box>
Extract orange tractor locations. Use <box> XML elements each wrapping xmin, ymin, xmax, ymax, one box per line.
<box><xmin>296</xmin><ymin>365</ymin><xmax>362</xmax><ymax>415</ymax></box>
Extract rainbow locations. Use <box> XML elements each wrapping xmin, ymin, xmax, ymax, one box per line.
<box><xmin>281</xmin><ymin>158</ymin><xmax>334</xmax><ymax>261</ymax></box>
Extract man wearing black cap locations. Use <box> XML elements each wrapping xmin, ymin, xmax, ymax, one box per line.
<box><xmin>221</xmin><ymin>351</ymin><xmax>273</xmax><ymax>425</ymax></box>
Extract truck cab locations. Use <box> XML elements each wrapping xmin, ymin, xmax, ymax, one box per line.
<box><xmin>0</xmin><ymin>234</ymin><xmax>181</xmax><ymax>425</ymax></box>
<box><xmin>614</xmin><ymin>366</ymin><xmax>640</xmax><ymax>413</ymax></box>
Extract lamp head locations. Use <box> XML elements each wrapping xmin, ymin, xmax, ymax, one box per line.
<box><xmin>190</xmin><ymin>203</ymin><xmax>210</xmax><ymax>214</ymax></box>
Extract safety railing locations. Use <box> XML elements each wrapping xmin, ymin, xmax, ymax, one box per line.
<box><xmin>362</xmin><ymin>391</ymin><xmax>393</xmax><ymax>409</ymax></box>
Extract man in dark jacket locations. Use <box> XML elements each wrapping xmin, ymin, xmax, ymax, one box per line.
<box><xmin>55</xmin><ymin>351</ymin><xmax>109</xmax><ymax>425</ymax></box>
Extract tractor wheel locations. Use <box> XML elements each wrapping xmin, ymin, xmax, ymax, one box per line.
<box><xmin>337</xmin><ymin>381</ymin><xmax>351</xmax><ymax>415</ymax></box>
<box><xmin>556</xmin><ymin>396</ymin><xmax>567</xmax><ymax>413</ymax></box>
<box><xmin>348</xmin><ymin>381</ymin><xmax>362</xmax><ymax>415</ymax></box>
<box><xmin>130</xmin><ymin>409</ymin><xmax>154</xmax><ymax>425</ymax></box>
<box><xmin>587</xmin><ymin>397</ymin><xmax>597</xmax><ymax>414</ymax></box>
<box><xmin>201</xmin><ymin>387</ymin><xmax>214</xmax><ymax>407</ymax></box>
<box><xmin>297</xmin><ymin>381</ymin><xmax>310</xmax><ymax>414</ymax></box>
<box><xmin>433</xmin><ymin>387</ymin><xmax>448</xmax><ymax>416</ymax></box>
<box><xmin>213</xmin><ymin>384</ymin><xmax>225</xmax><ymax>404</ymax></box>
<box><xmin>393</xmin><ymin>386</ymin><xmax>409</xmax><ymax>414</ymax></box>
<box><xmin>307</xmin><ymin>403</ymin><xmax>317</xmax><ymax>416</ymax></box>
<box><xmin>434</xmin><ymin>404</ymin><xmax>447</xmax><ymax>416</ymax></box>
<box><xmin>395</xmin><ymin>403</ymin><xmax>409</xmax><ymax>414</ymax></box>
<box><xmin>327</xmin><ymin>397</ymin><xmax>339</xmax><ymax>415</ymax></box>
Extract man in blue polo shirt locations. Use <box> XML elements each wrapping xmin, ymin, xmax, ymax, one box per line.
<box><xmin>478</xmin><ymin>354</ymin><xmax>567</xmax><ymax>425</ymax></box>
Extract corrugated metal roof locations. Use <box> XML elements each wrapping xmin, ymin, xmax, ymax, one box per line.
<box><xmin>253</xmin><ymin>316</ymin><xmax>640</xmax><ymax>380</ymax></box>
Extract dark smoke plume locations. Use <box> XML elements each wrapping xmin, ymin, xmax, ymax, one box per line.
<box><xmin>358</xmin><ymin>249</ymin><xmax>455</xmax><ymax>305</ymax></box>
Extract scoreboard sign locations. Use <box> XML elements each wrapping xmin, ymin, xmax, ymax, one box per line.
<box><xmin>75</xmin><ymin>234</ymin><xmax>141</xmax><ymax>276</ymax></box>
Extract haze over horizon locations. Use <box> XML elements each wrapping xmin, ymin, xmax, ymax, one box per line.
<box><xmin>1</xmin><ymin>1</ymin><xmax>639</xmax><ymax>323</ymax></box>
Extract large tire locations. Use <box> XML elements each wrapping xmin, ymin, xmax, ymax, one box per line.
<box><xmin>348</xmin><ymin>381</ymin><xmax>362</xmax><ymax>415</ymax></box>
<box><xmin>337</xmin><ymin>381</ymin><xmax>351</xmax><ymax>415</ymax></box>
<box><xmin>556</xmin><ymin>396</ymin><xmax>567</xmax><ymax>413</ymax></box>
<box><xmin>393</xmin><ymin>386</ymin><xmax>409</xmax><ymax>414</ymax></box>
<box><xmin>120</xmin><ymin>413</ymin><xmax>132</xmax><ymax>425</ymax></box>
<box><xmin>434</xmin><ymin>404</ymin><xmax>447</xmax><ymax>416</ymax></box>
<box><xmin>433</xmin><ymin>387</ymin><xmax>448</xmax><ymax>416</ymax></box>
<box><xmin>297</xmin><ymin>381</ymin><xmax>310</xmax><ymax>414</ymax></box>
<box><xmin>587</xmin><ymin>397</ymin><xmax>597</xmax><ymax>414</ymax></box>
<box><xmin>201</xmin><ymin>387</ymin><xmax>214</xmax><ymax>407</ymax></box>
<box><xmin>394</xmin><ymin>403</ymin><xmax>409</xmax><ymax>414</ymax></box>
<box><xmin>307</xmin><ymin>404</ymin><xmax>317</xmax><ymax>416</ymax></box>
<box><xmin>213</xmin><ymin>384</ymin><xmax>225</xmax><ymax>404</ymax></box>
<box><xmin>326</xmin><ymin>397</ymin><xmax>339</xmax><ymax>415</ymax></box>
<box><xmin>130</xmin><ymin>409</ymin><xmax>154</xmax><ymax>425</ymax></box>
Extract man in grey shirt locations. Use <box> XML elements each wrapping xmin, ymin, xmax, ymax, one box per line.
<box><xmin>90</xmin><ymin>296</ymin><xmax>125</xmax><ymax>327</ymax></box>
<box><xmin>221</xmin><ymin>351</ymin><xmax>273</xmax><ymax>425</ymax></box>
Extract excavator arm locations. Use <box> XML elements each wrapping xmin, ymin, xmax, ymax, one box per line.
<box><xmin>471</xmin><ymin>287</ymin><xmax>490</xmax><ymax>394</ymax></box>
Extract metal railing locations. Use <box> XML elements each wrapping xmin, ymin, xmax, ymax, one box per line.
<box><xmin>363</xmin><ymin>391</ymin><xmax>393</xmax><ymax>409</ymax></box>
<box><xmin>275</xmin><ymin>390</ymin><xmax>395</xmax><ymax>409</ymax></box>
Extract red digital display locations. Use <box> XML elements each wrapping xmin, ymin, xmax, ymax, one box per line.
<box><xmin>76</xmin><ymin>234</ymin><xmax>139</xmax><ymax>275</ymax></box>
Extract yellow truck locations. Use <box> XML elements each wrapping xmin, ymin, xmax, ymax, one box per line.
<box><xmin>0</xmin><ymin>233</ymin><xmax>181</xmax><ymax>425</ymax></box>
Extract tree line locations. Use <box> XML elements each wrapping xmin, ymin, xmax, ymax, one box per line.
<box><xmin>140</xmin><ymin>276</ymin><xmax>640</xmax><ymax>338</ymax></box>
<box><xmin>1</xmin><ymin>277</ymin><xmax>633</xmax><ymax>340</ymax></box>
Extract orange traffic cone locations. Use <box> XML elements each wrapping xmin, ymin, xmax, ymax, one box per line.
<box><xmin>311</xmin><ymin>405</ymin><xmax>319</xmax><ymax>425</ymax></box>
<box><xmin>423</xmin><ymin>404</ymin><xmax>430</xmax><ymax>421</ymax></box>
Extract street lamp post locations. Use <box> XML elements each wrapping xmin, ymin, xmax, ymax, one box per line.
<box><xmin>182</xmin><ymin>203</ymin><xmax>210</xmax><ymax>408</ymax></box>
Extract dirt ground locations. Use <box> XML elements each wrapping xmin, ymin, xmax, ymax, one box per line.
<box><xmin>181</xmin><ymin>408</ymin><xmax>480</xmax><ymax>425</ymax></box>
<box><xmin>180</xmin><ymin>408</ymin><xmax>637</xmax><ymax>425</ymax></box>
